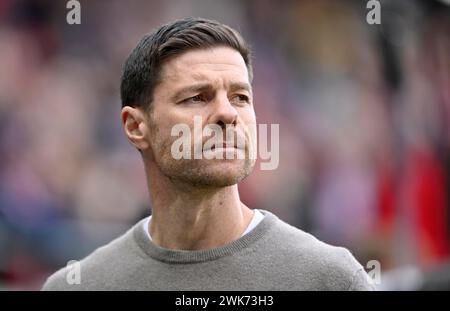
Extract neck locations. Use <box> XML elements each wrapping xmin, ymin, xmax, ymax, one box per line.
<box><xmin>144</xmin><ymin>162</ymin><xmax>254</xmax><ymax>250</ymax></box>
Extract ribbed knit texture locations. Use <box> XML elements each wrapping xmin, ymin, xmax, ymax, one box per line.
<box><xmin>42</xmin><ymin>210</ymin><xmax>375</xmax><ymax>290</ymax></box>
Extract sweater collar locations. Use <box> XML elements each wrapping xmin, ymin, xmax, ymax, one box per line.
<box><xmin>133</xmin><ymin>209</ymin><xmax>277</xmax><ymax>264</ymax></box>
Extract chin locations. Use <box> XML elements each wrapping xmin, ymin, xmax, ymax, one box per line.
<box><xmin>162</xmin><ymin>159</ymin><xmax>254</xmax><ymax>188</ymax></box>
<box><xmin>187</xmin><ymin>161</ymin><xmax>251</xmax><ymax>187</ymax></box>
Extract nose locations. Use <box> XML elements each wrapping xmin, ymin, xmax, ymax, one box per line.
<box><xmin>209</xmin><ymin>93</ymin><xmax>238</xmax><ymax>129</ymax></box>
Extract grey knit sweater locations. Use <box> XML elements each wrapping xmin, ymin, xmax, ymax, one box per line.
<box><xmin>42</xmin><ymin>210</ymin><xmax>375</xmax><ymax>290</ymax></box>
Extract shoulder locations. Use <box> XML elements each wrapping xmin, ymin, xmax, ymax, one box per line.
<box><xmin>262</xmin><ymin>211</ymin><xmax>375</xmax><ymax>290</ymax></box>
<box><xmin>41</xmin><ymin>222</ymin><xmax>143</xmax><ymax>291</ymax></box>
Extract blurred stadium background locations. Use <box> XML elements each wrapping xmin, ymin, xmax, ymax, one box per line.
<box><xmin>0</xmin><ymin>0</ymin><xmax>449</xmax><ymax>290</ymax></box>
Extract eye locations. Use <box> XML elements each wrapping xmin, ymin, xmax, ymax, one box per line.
<box><xmin>231</xmin><ymin>94</ymin><xmax>250</xmax><ymax>105</ymax></box>
<box><xmin>238</xmin><ymin>95</ymin><xmax>249</xmax><ymax>102</ymax></box>
<box><xmin>183</xmin><ymin>94</ymin><xmax>205</xmax><ymax>104</ymax></box>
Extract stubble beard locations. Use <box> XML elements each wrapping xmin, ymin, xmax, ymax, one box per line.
<box><xmin>149</xmin><ymin>121</ymin><xmax>256</xmax><ymax>188</ymax></box>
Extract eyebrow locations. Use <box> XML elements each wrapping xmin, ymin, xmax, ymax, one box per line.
<box><xmin>229</xmin><ymin>82</ymin><xmax>252</xmax><ymax>94</ymax></box>
<box><xmin>171</xmin><ymin>82</ymin><xmax>252</xmax><ymax>102</ymax></box>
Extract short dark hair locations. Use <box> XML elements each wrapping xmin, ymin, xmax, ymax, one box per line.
<box><xmin>120</xmin><ymin>17</ymin><xmax>253</xmax><ymax>110</ymax></box>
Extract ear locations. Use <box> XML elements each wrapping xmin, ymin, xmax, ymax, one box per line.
<box><xmin>121</xmin><ymin>106</ymin><xmax>150</xmax><ymax>151</ymax></box>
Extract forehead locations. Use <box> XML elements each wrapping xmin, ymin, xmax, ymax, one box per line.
<box><xmin>159</xmin><ymin>46</ymin><xmax>249</xmax><ymax>85</ymax></box>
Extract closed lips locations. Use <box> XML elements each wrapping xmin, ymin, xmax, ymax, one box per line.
<box><xmin>206</xmin><ymin>142</ymin><xmax>244</xmax><ymax>151</ymax></box>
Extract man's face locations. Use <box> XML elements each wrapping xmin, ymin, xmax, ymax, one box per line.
<box><xmin>146</xmin><ymin>46</ymin><xmax>257</xmax><ymax>187</ymax></box>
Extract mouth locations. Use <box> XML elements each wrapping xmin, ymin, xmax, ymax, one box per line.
<box><xmin>209</xmin><ymin>142</ymin><xmax>242</xmax><ymax>151</ymax></box>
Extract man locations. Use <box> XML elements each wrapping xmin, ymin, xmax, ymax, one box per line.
<box><xmin>42</xmin><ymin>17</ymin><xmax>375</xmax><ymax>290</ymax></box>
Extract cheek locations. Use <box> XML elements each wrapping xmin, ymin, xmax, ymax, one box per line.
<box><xmin>150</xmin><ymin>113</ymin><xmax>194</xmax><ymax>153</ymax></box>
<box><xmin>150</xmin><ymin>109</ymin><xmax>178</xmax><ymax>137</ymax></box>
<box><xmin>238</xmin><ymin>110</ymin><xmax>257</xmax><ymax>141</ymax></box>
<box><xmin>239</xmin><ymin>108</ymin><xmax>257</xmax><ymax>126</ymax></box>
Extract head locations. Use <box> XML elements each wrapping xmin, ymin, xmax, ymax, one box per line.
<box><xmin>120</xmin><ymin>17</ymin><xmax>257</xmax><ymax>188</ymax></box>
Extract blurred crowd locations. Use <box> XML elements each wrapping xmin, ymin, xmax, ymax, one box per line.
<box><xmin>0</xmin><ymin>0</ymin><xmax>449</xmax><ymax>290</ymax></box>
